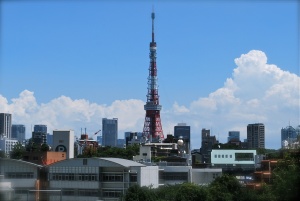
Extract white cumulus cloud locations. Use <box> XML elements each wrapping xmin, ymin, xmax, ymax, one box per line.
<box><xmin>181</xmin><ymin>50</ymin><xmax>300</xmax><ymax>148</ymax></box>
<box><xmin>0</xmin><ymin>50</ymin><xmax>299</xmax><ymax>149</ymax></box>
<box><xmin>0</xmin><ymin>92</ymin><xmax>145</xmax><ymax>139</ymax></box>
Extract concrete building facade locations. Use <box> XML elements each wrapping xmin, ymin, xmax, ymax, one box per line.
<box><xmin>53</xmin><ymin>130</ymin><xmax>74</xmax><ymax>159</ymax></box>
<box><xmin>200</xmin><ymin>128</ymin><xmax>218</xmax><ymax>163</ymax></box>
<box><xmin>0</xmin><ymin>138</ymin><xmax>18</xmax><ymax>155</ymax></box>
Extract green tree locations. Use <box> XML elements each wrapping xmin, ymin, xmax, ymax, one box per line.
<box><xmin>154</xmin><ymin>184</ymin><xmax>181</xmax><ymax>201</ymax></box>
<box><xmin>123</xmin><ymin>185</ymin><xmax>156</xmax><ymax>201</ymax></box>
<box><xmin>40</xmin><ymin>143</ymin><xmax>50</xmax><ymax>152</ymax></box>
<box><xmin>10</xmin><ymin>142</ymin><xmax>25</xmax><ymax>159</ymax></box>
<box><xmin>175</xmin><ymin>183</ymin><xmax>208</xmax><ymax>201</ymax></box>
<box><xmin>95</xmin><ymin>144</ymin><xmax>139</xmax><ymax>159</ymax></box>
<box><xmin>0</xmin><ymin>150</ymin><xmax>6</xmax><ymax>158</ymax></box>
<box><xmin>271</xmin><ymin>150</ymin><xmax>300</xmax><ymax>201</ymax></box>
<box><xmin>208</xmin><ymin>174</ymin><xmax>242</xmax><ymax>201</ymax></box>
<box><xmin>239</xmin><ymin>185</ymin><xmax>276</xmax><ymax>201</ymax></box>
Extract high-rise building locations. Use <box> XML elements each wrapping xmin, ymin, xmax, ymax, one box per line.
<box><xmin>281</xmin><ymin>126</ymin><xmax>298</xmax><ymax>148</ymax></box>
<box><xmin>228</xmin><ymin>131</ymin><xmax>240</xmax><ymax>142</ymax></box>
<box><xmin>174</xmin><ymin>123</ymin><xmax>191</xmax><ymax>154</ymax></box>
<box><xmin>53</xmin><ymin>130</ymin><xmax>74</xmax><ymax>159</ymax></box>
<box><xmin>0</xmin><ymin>113</ymin><xmax>12</xmax><ymax>139</ymax></box>
<box><xmin>32</xmin><ymin>124</ymin><xmax>47</xmax><ymax>145</ymax></box>
<box><xmin>12</xmin><ymin>124</ymin><xmax>26</xmax><ymax>142</ymax></box>
<box><xmin>34</xmin><ymin>125</ymin><xmax>47</xmax><ymax>133</ymax></box>
<box><xmin>142</xmin><ymin>11</ymin><xmax>164</xmax><ymax>142</ymax></box>
<box><xmin>102</xmin><ymin>118</ymin><xmax>118</xmax><ymax>147</ymax></box>
<box><xmin>47</xmin><ymin>133</ymin><xmax>53</xmax><ymax>147</ymax></box>
<box><xmin>247</xmin><ymin>123</ymin><xmax>265</xmax><ymax>149</ymax></box>
<box><xmin>124</xmin><ymin>132</ymin><xmax>143</xmax><ymax>146</ymax></box>
<box><xmin>200</xmin><ymin>128</ymin><xmax>218</xmax><ymax>163</ymax></box>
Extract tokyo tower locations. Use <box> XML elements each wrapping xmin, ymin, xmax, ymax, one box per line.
<box><xmin>142</xmin><ymin>11</ymin><xmax>164</xmax><ymax>142</ymax></box>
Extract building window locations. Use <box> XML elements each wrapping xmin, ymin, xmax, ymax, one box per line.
<box><xmin>222</xmin><ymin>155</ymin><xmax>224</xmax><ymax>158</ymax></box>
<box><xmin>235</xmin><ymin>153</ymin><xmax>254</xmax><ymax>161</ymax></box>
<box><xmin>130</xmin><ymin>173</ymin><xmax>137</xmax><ymax>182</ymax></box>
<box><xmin>103</xmin><ymin>190</ymin><xmax>122</xmax><ymax>198</ymax></box>
<box><xmin>5</xmin><ymin>172</ymin><xmax>34</xmax><ymax>179</ymax></box>
<box><xmin>102</xmin><ymin>174</ymin><xmax>123</xmax><ymax>182</ymax></box>
<box><xmin>230</xmin><ymin>155</ymin><xmax>232</xmax><ymax>158</ymax></box>
<box><xmin>218</xmin><ymin>155</ymin><xmax>220</xmax><ymax>158</ymax></box>
<box><xmin>50</xmin><ymin>173</ymin><xmax>97</xmax><ymax>181</ymax></box>
<box><xmin>214</xmin><ymin>155</ymin><xmax>217</xmax><ymax>158</ymax></box>
<box><xmin>62</xmin><ymin>190</ymin><xmax>75</xmax><ymax>196</ymax></box>
<box><xmin>78</xmin><ymin>189</ymin><xmax>98</xmax><ymax>197</ymax></box>
<box><xmin>225</xmin><ymin>155</ymin><xmax>228</xmax><ymax>158</ymax></box>
<box><xmin>160</xmin><ymin>172</ymin><xmax>188</xmax><ymax>181</ymax></box>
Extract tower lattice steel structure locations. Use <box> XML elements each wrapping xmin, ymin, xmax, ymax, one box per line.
<box><xmin>142</xmin><ymin>11</ymin><xmax>164</xmax><ymax>142</ymax></box>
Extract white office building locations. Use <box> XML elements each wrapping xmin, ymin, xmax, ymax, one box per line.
<box><xmin>53</xmin><ymin>130</ymin><xmax>74</xmax><ymax>159</ymax></box>
<box><xmin>0</xmin><ymin>138</ymin><xmax>18</xmax><ymax>156</ymax></box>
<box><xmin>46</xmin><ymin>157</ymin><xmax>158</xmax><ymax>201</ymax></box>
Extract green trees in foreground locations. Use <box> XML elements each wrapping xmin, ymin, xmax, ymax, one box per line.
<box><xmin>122</xmin><ymin>149</ymin><xmax>300</xmax><ymax>201</ymax></box>
<box><xmin>122</xmin><ymin>176</ymin><xmax>277</xmax><ymax>201</ymax></box>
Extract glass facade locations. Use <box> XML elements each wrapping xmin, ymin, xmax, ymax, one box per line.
<box><xmin>102</xmin><ymin>118</ymin><xmax>118</xmax><ymax>147</ymax></box>
<box><xmin>228</xmin><ymin>131</ymin><xmax>240</xmax><ymax>142</ymax></box>
<box><xmin>12</xmin><ymin>124</ymin><xmax>26</xmax><ymax>142</ymax></box>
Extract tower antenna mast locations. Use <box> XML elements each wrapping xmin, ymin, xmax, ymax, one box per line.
<box><xmin>142</xmin><ymin>9</ymin><xmax>164</xmax><ymax>142</ymax></box>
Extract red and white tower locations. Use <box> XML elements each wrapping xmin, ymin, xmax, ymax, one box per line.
<box><xmin>142</xmin><ymin>11</ymin><xmax>164</xmax><ymax>142</ymax></box>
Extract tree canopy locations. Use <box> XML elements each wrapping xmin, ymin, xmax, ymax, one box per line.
<box><xmin>10</xmin><ymin>142</ymin><xmax>25</xmax><ymax>159</ymax></box>
<box><xmin>77</xmin><ymin>144</ymin><xmax>139</xmax><ymax>160</ymax></box>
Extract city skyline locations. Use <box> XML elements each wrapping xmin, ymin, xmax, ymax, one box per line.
<box><xmin>0</xmin><ymin>1</ymin><xmax>299</xmax><ymax>149</ymax></box>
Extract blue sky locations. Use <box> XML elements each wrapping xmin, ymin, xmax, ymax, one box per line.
<box><xmin>0</xmin><ymin>0</ymin><xmax>299</xmax><ymax>149</ymax></box>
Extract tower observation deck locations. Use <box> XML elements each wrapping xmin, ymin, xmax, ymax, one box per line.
<box><xmin>142</xmin><ymin>11</ymin><xmax>164</xmax><ymax>142</ymax></box>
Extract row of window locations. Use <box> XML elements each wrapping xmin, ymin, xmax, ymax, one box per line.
<box><xmin>49</xmin><ymin>173</ymin><xmax>138</xmax><ymax>182</ymax></box>
<box><xmin>102</xmin><ymin>174</ymin><xmax>123</xmax><ymax>182</ymax></box>
<box><xmin>103</xmin><ymin>190</ymin><xmax>122</xmax><ymax>198</ymax></box>
<box><xmin>50</xmin><ymin>166</ymin><xmax>98</xmax><ymax>173</ymax></box>
<box><xmin>214</xmin><ymin>154</ymin><xmax>233</xmax><ymax>159</ymax></box>
<box><xmin>159</xmin><ymin>172</ymin><xmax>188</xmax><ymax>181</ymax></box>
<box><xmin>50</xmin><ymin>173</ymin><xmax>98</xmax><ymax>181</ymax></box>
<box><xmin>5</xmin><ymin>172</ymin><xmax>34</xmax><ymax>179</ymax></box>
<box><xmin>15</xmin><ymin>188</ymin><xmax>123</xmax><ymax>198</ymax></box>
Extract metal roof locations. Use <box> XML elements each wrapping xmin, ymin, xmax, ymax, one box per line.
<box><xmin>99</xmin><ymin>157</ymin><xmax>145</xmax><ymax>168</ymax></box>
<box><xmin>45</xmin><ymin>157</ymin><xmax>146</xmax><ymax>168</ymax></box>
<box><xmin>0</xmin><ymin>158</ymin><xmax>43</xmax><ymax>168</ymax></box>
